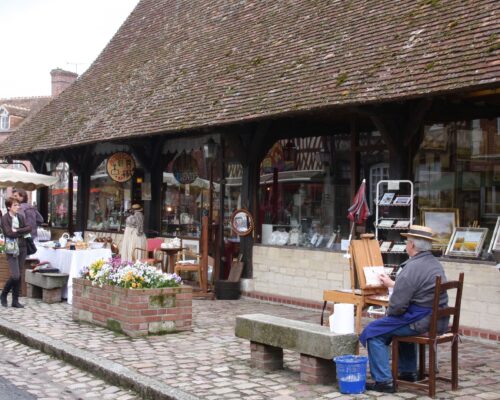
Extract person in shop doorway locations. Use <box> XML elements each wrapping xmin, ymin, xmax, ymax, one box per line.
<box><xmin>120</xmin><ymin>204</ymin><xmax>147</xmax><ymax>262</ymax></box>
<box><xmin>359</xmin><ymin>225</ymin><xmax>449</xmax><ymax>393</ymax></box>
<box><xmin>0</xmin><ymin>197</ymin><xmax>32</xmax><ymax>308</ymax></box>
<box><xmin>13</xmin><ymin>188</ymin><xmax>44</xmax><ymax>240</ymax></box>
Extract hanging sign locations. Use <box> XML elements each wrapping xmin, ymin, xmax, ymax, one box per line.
<box><xmin>106</xmin><ymin>152</ymin><xmax>136</xmax><ymax>182</ymax></box>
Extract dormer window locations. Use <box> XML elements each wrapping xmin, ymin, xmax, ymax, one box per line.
<box><xmin>0</xmin><ymin>108</ymin><xmax>9</xmax><ymax>130</ymax></box>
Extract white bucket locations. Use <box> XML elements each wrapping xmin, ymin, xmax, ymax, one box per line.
<box><xmin>329</xmin><ymin>303</ymin><xmax>355</xmax><ymax>334</ymax></box>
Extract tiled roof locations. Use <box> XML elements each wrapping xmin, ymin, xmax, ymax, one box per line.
<box><xmin>2</xmin><ymin>0</ymin><xmax>499</xmax><ymax>157</ymax></box>
<box><xmin>2</xmin><ymin>105</ymin><xmax>30</xmax><ymax>118</ymax></box>
<box><xmin>0</xmin><ymin>97</ymin><xmax>50</xmax><ymax>111</ymax></box>
<box><xmin>0</xmin><ymin>97</ymin><xmax>51</xmax><ymax>136</ymax></box>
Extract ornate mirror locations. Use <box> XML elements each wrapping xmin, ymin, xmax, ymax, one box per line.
<box><xmin>230</xmin><ymin>209</ymin><xmax>254</xmax><ymax>237</ymax></box>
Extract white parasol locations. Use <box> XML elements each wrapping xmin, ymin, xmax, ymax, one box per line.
<box><xmin>0</xmin><ymin>168</ymin><xmax>58</xmax><ymax>190</ymax></box>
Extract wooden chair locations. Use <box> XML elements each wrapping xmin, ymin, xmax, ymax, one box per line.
<box><xmin>174</xmin><ymin>216</ymin><xmax>210</xmax><ymax>293</ymax></box>
<box><xmin>391</xmin><ymin>272</ymin><xmax>464</xmax><ymax>398</ymax></box>
<box><xmin>133</xmin><ymin>238</ymin><xmax>164</xmax><ymax>269</ymax></box>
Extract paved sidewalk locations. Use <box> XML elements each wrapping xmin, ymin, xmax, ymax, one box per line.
<box><xmin>0</xmin><ymin>296</ymin><xmax>499</xmax><ymax>400</ymax></box>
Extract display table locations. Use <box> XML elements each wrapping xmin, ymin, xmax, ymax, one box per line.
<box><xmin>29</xmin><ymin>247</ymin><xmax>112</xmax><ymax>304</ymax></box>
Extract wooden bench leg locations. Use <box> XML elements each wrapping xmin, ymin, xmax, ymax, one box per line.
<box><xmin>300</xmin><ymin>354</ymin><xmax>337</xmax><ymax>385</ymax></box>
<box><xmin>250</xmin><ymin>341</ymin><xmax>283</xmax><ymax>370</ymax></box>
<box><xmin>42</xmin><ymin>287</ymin><xmax>62</xmax><ymax>304</ymax></box>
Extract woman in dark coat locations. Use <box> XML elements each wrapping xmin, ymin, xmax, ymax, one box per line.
<box><xmin>13</xmin><ymin>188</ymin><xmax>43</xmax><ymax>239</ymax></box>
<box><xmin>1</xmin><ymin>197</ymin><xmax>32</xmax><ymax>308</ymax></box>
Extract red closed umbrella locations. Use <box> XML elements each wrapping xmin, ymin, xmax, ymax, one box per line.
<box><xmin>348</xmin><ymin>179</ymin><xmax>370</xmax><ymax>225</ymax></box>
<box><xmin>347</xmin><ymin>179</ymin><xmax>370</xmax><ymax>243</ymax></box>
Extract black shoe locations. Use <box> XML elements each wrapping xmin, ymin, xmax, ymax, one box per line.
<box><xmin>399</xmin><ymin>372</ymin><xmax>419</xmax><ymax>382</ymax></box>
<box><xmin>365</xmin><ymin>381</ymin><xmax>395</xmax><ymax>393</ymax></box>
<box><xmin>11</xmin><ymin>301</ymin><xmax>24</xmax><ymax>308</ymax></box>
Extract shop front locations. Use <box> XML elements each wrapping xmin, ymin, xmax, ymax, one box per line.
<box><xmin>0</xmin><ymin>0</ymin><xmax>498</xmax><ymax>337</ymax></box>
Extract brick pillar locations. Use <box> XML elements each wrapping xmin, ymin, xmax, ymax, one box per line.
<box><xmin>42</xmin><ymin>287</ymin><xmax>62</xmax><ymax>304</ymax></box>
<box><xmin>300</xmin><ymin>354</ymin><xmax>337</xmax><ymax>384</ymax></box>
<box><xmin>250</xmin><ymin>341</ymin><xmax>283</xmax><ymax>370</ymax></box>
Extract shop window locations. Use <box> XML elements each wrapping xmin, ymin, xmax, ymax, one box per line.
<box><xmin>161</xmin><ymin>149</ymin><xmax>214</xmax><ymax>238</ymax></box>
<box><xmin>414</xmin><ymin>118</ymin><xmax>500</xmax><ymax>236</ymax></box>
<box><xmin>87</xmin><ymin>159</ymin><xmax>133</xmax><ymax>231</ymax></box>
<box><xmin>49</xmin><ymin>162</ymin><xmax>77</xmax><ymax>228</ymax></box>
<box><xmin>369</xmin><ymin>163</ymin><xmax>389</xmax><ymax>210</ymax></box>
<box><xmin>258</xmin><ymin>135</ymin><xmax>351</xmax><ymax>248</ymax></box>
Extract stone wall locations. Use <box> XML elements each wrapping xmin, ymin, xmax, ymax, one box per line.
<box><xmin>72</xmin><ymin>278</ymin><xmax>192</xmax><ymax>337</ymax></box>
<box><xmin>251</xmin><ymin>245</ymin><xmax>500</xmax><ymax>334</ymax></box>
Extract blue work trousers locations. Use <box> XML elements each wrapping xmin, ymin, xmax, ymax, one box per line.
<box><xmin>367</xmin><ymin>325</ymin><xmax>419</xmax><ymax>383</ymax></box>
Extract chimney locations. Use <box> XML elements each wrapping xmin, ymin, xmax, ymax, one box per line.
<box><xmin>50</xmin><ymin>68</ymin><xmax>78</xmax><ymax>97</ymax></box>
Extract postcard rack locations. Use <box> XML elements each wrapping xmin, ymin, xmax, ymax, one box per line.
<box><xmin>375</xmin><ymin>180</ymin><xmax>414</xmax><ymax>274</ymax></box>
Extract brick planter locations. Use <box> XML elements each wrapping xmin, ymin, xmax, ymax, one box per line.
<box><xmin>72</xmin><ymin>278</ymin><xmax>192</xmax><ymax>337</ymax></box>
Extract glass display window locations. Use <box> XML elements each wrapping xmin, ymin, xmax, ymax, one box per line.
<box><xmin>414</xmin><ymin>118</ymin><xmax>500</xmax><ymax>240</ymax></box>
<box><xmin>161</xmin><ymin>149</ymin><xmax>217</xmax><ymax>238</ymax></box>
<box><xmin>258</xmin><ymin>131</ymin><xmax>388</xmax><ymax>248</ymax></box>
<box><xmin>87</xmin><ymin>159</ymin><xmax>134</xmax><ymax>232</ymax></box>
<box><xmin>49</xmin><ymin>162</ymin><xmax>77</xmax><ymax>228</ymax></box>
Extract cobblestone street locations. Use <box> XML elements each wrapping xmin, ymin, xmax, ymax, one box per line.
<box><xmin>0</xmin><ymin>296</ymin><xmax>499</xmax><ymax>399</ymax></box>
<box><xmin>0</xmin><ymin>335</ymin><xmax>139</xmax><ymax>400</ymax></box>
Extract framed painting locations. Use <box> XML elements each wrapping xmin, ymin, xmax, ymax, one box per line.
<box><xmin>182</xmin><ymin>239</ymin><xmax>199</xmax><ymax>255</ymax></box>
<box><xmin>421</xmin><ymin>124</ymin><xmax>448</xmax><ymax>151</ymax></box>
<box><xmin>420</xmin><ymin>208</ymin><xmax>459</xmax><ymax>250</ymax></box>
<box><xmin>445</xmin><ymin>227</ymin><xmax>488</xmax><ymax>258</ymax></box>
<box><xmin>488</xmin><ymin>216</ymin><xmax>500</xmax><ymax>253</ymax></box>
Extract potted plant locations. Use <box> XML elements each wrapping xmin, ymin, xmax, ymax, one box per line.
<box><xmin>73</xmin><ymin>258</ymin><xmax>192</xmax><ymax>337</ymax></box>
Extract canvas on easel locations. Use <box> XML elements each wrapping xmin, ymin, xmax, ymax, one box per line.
<box><xmin>349</xmin><ymin>234</ymin><xmax>386</xmax><ymax>293</ymax></box>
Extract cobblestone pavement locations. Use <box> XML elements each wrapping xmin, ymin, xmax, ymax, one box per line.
<box><xmin>0</xmin><ymin>334</ymin><xmax>139</xmax><ymax>400</ymax></box>
<box><xmin>0</xmin><ymin>296</ymin><xmax>499</xmax><ymax>400</ymax></box>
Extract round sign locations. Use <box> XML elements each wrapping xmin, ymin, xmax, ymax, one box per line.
<box><xmin>106</xmin><ymin>152</ymin><xmax>136</xmax><ymax>182</ymax></box>
<box><xmin>172</xmin><ymin>152</ymin><xmax>198</xmax><ymax>185</ymax></box>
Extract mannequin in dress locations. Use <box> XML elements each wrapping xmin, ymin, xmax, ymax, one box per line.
<box><xmin>120</xmin><ymin>204</ymin><xmax>147</xmax><ymax>262</ymax></box>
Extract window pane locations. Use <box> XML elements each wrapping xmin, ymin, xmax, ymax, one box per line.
<box><xmin>49</xmin><ymin>163</ymin><xmax>70</xmax><ymax>228</ymax></box>
<box><xmin>88</xmin><ymin>160</ymin><xmax>131</xmax><ymax>231</ymax></box>
<box><xmin>414</xmin><ymin>118</ymin><xmax>500</xmax><ymax>242</ymax></box>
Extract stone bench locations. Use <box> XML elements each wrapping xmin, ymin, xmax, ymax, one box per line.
<box><xmin>25</xmin><ymin>270</ymin><xmax>69</xmax><ymax>304</ymax></box>
<box><xmin>235</xmin><ymin>313</ymin><xmax>358</xmax><ymax>384</ymax></box>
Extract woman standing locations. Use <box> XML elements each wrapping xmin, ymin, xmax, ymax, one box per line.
<box><xmin>120</xmin><ymin>204</ymin><xmax>147</xmax><ymax>262</ymax></box>
<box><xmin>1</xmin><ymin>197</ymin><xmax>32</xmax><ymax>308</ymax></box>
<box><xmin>13</xmin><ymin>188</ymin><xmax>44</xmax><ymax>240</ymax></box>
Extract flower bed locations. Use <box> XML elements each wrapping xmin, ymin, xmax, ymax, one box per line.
<box><xmin>72</xmin><ymin>259</ymin><xmax>192</xmax><ymax>337</ymax></box>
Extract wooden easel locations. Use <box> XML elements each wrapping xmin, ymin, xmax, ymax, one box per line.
<box><xmin>322</xmin><ymin>234</ymin><xmax>389</xmax><ymax>334</ymax></box>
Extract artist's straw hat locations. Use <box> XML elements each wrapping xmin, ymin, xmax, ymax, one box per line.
<box><xmin>401</xmin><ymin>225</ymin><xmax>438</xmax><ymax>241</ymax></box>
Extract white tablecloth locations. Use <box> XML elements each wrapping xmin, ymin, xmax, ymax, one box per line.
<box><xmin>29</xmin><ymin>247</ymin><xmax>112</xmax><ymax>304</ymax></box>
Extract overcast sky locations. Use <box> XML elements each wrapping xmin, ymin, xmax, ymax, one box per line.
<box><xmin>0</xmin><ymin>0</ymin><xmax>140</xmax><ymax>98</ymax></box>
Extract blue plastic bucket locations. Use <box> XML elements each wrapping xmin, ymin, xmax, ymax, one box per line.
<box><xmin>333</xmin><ymin>355</ymin><xmax>368</xmax><ymax>394</ymax></box>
